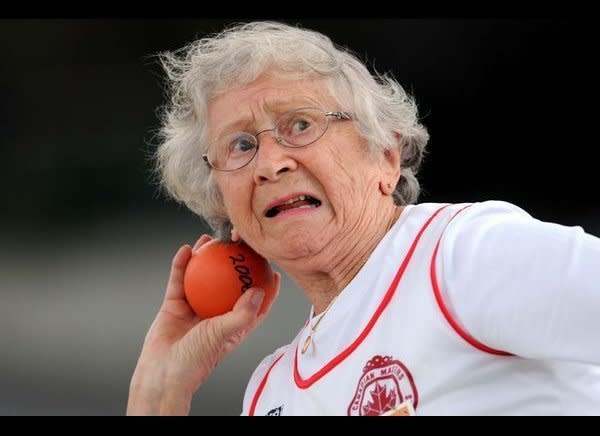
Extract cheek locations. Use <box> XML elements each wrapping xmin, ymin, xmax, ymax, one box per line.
<box><xmin>327</xmin><ymin>153</ymin><xmax>374</xmax><ymax>193</ymax></box>
<box><xmin>219</xmin><ymin>178</ymin><xmax>255</xmax><ymax>222</ymax></box>
<box><xmin>215</xmin><ymin>177</ymin><xmax>240</xmax><ymax>211</ymax></box>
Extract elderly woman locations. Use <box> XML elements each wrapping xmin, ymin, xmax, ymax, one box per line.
<box><xmin>127</xmin><ymin>22</ymin><xmax>600</xmax><ymax>416</ymax></box>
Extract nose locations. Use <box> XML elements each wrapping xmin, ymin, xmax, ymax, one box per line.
<box><xmin>252</xmin><ymin>130</ymin><xmax>298</xmax><ymax>184</ymax></box>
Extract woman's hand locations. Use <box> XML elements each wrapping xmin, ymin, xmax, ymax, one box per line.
<box><xmin>126</xmin><ymin>234</ymin><xmax>280</xmax><ymax>415</ymax></box>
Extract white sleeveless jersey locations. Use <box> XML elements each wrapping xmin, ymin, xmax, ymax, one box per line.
<box><xmin>241</xmin><ymin>201</ymin><xmax>600</xmax><ymax>415</ymax></box>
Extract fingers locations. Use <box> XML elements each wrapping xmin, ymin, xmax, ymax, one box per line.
<box><xmin>217</xmin><ymin>288</ymin><xmax>265</xmax><ymax>339</ymax></box>
<box><xmin>273</xmin><ymin>270</ymin><xmax>281</xmax><ymax>290</ymax></box>
<box><xmin>163</xmin><ymin>244</ymin><xmax>193</xmax><ymax>302</ymax></box>
<box><xmin>193</xmin><ymin>234</ymin><xmax>213</xmax><ymax>252</ymax></box>
<box><xmin>194</xmin><ymin>273</ymin><xmax>282</xmax><ymax>359</ymax></box>
<box><xmin>163</xmin><ymin>234</ymin><xmax>212</xmax><ymax>303</ymax></box>
<box><xmin>223</xmin><ymin>271</ymin><xmax>282</xmax><ymax>337</ymax></box>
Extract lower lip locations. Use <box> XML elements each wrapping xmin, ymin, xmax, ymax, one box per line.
<box><xmin>269</xmin><ymin>205</ymin><xmax>321</xmax><ymax>221</ymax></box>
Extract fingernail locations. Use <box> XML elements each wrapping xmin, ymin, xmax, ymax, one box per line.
<box><xmin>251</xmin><ymin>289</ymin><xmax>265</xmax><ymax>309</ymax></box>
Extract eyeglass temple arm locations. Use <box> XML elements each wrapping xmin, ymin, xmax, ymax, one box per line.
<box><xmin>325</xmin><ymin>111</ymin><xmax>352</xmax><ymax>120</ymax></box>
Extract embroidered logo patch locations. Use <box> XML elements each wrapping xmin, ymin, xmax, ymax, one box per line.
<box><xmin>347</xmin><ymin>355</ymin><xmax>418</xmax><ymax>416</ymax></box>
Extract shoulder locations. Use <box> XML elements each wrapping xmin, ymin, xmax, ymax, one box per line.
<box><xmin>432</xmin><ymin>200</ymin><xmax>533</xmax><ymax>266</ymax></box>
<box><xmin>241</xmin><ymin>344</ymin><xmax>289</xmax><ymax>415</ymax></box>
<box><xmin>452</xmin><ymin>199</ymin><xmax>531</xmax><ymax>222</ymax></box>
<box><xmin>441</xmin><ymin>200</ymin><xmax>533</xmax><ymax>248</ymax></box>
<box><xmin>407</xmin><ymin>200</ymin><xmax>529</xmax><ymax>222</ymax></box>
<box><xmin>396</xmin><ymin>200</ymin><xmax>534</xmax><ymax>247</ymax></box>
<box><xmin>394</xmin><ymin>201</ymin><xmax>526</xmax><ymax>244</ymax></box>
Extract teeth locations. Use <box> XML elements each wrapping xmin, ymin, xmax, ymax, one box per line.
<box><xmin>281</xmin><ymin>195</ymin><xmax>307</xmax><ymax>205</ymax></box>
<box><xmin>266</xmin><ymin>195</ymin><xmax>320</xmax><ymax>217</ymax></box>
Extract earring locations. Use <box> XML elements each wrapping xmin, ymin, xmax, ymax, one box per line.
<box><xmin>380</xmin><ymin>181</ymin><xmax>393</xmax><ymax>195</ymax></box>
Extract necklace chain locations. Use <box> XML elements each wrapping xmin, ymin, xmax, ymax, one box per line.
<box><xmin>301</xmin><ymin>295</ymin><xmax>338</xmax><ymax>354</ymax></box>
<box><xmin>298</xmin><ymin>208</ymin><xmax>402</xmax><ymax>355</ymax></box>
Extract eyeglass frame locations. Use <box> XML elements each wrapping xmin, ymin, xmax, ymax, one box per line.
<box><xmin>201</xmin><ymin>107</ymin><xmax>353</xmax><ymax>172</ymax></box>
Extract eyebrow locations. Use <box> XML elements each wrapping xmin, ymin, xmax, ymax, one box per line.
<box><xmin>213</xmin><ymin>96</ymin><xmax>322</xmax><ymax>139</ymax></box>
<box><xmin>213</xmin><ymin>116</ymin><xmax>255</xmax><ymax>141</ymax></box>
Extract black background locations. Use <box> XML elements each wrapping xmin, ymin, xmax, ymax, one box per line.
<box><xmin>1</xmin><ymin>18</ymin><xmax>598</xmax><ymax>237</ymax></box>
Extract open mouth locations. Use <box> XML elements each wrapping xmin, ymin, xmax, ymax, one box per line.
<box><xmin>265</xmin><ymin>195</ymin><xmax>322</xmax><ymax>218</ymax></box>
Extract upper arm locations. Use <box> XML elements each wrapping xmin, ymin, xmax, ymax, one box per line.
<box><xmin>439</xmin><ymin>200</ymin><xmax>600</xmax><ymax>363</ymax></box>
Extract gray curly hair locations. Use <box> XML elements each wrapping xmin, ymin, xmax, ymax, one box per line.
<box><xmin>153</xmin><ymin>21</ymin><xmax>429</xmax><ymax>239</ymax></box>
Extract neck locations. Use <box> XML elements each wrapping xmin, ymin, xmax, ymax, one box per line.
<box><xmin>285</xmin><ymin>203</ymin><xmax>403</xmax><ymax>315</ymax></box>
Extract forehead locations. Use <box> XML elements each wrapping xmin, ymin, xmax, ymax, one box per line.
<box><xmin>207</xmin><ymin>74</ymin><xmax>336</xmax><ymax>135</ymax></box>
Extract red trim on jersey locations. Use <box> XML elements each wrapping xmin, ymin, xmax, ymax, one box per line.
<box><xmin>294</xmin><ymin>204</ymin><xmax>452</xmax><ymax>389</ymax></box>
<box><xmin>249</xmin><ymin>353</ymin><xmax>285</xmax><ymax>416</ymax></box>
<box><xmin>430</xmin><ymin>205</ymin><xmax>513</xmax><ymax>356</ymax></box>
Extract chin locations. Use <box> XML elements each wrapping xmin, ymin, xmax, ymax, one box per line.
<box><xmin>274</xmin><ymin>226</ymin><xmax>326</xmax><ymax>260</ymax></box>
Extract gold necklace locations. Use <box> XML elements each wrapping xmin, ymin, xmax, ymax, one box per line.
<box><xmin>300</xmin><ymin>208</ymin><xmax>402</xmax><ymax>355</ymax></box>
<box><xmin>301</xmin><ymin>295</ymin><xmax>338</xmax><ymax>355</ymax></box>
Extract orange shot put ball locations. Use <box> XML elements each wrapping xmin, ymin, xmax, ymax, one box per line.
<box><xmin>183</xmin><ymin>239</ymin><xmax>276</xmax><ymax>319</ymax></box>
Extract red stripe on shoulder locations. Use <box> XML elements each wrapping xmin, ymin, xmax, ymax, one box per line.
<box><xmin>430</xmin><ymin>204</ymin><xmax>513</xmax><ymax>356</ymax></box>
<box><xmin>249</xmin><ymin>353</ymin><xmax>285</xmax><ymax>416</ymax></box>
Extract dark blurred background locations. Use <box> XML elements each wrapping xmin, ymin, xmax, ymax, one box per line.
<box><xmin>1</xmin><ymin>19</ymin><xmax>598</xmax><ymax>415</ymax></box>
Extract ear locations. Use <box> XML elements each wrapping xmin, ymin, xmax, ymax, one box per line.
<box><xmin>378</xmin><ymin>143</ymin><xmax>402</xmax><ymax>196</ymax></box>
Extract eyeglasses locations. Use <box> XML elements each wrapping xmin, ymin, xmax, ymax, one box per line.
<box><xmin>202</xmin><ymin>107</ymin><xmax>353</xmax><ymax>172</ymax></box>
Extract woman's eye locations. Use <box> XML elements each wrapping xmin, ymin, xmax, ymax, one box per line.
<box><xmin>231</xmin><ymin>137</ymin><xmax>256</xmax><ymax>153</ymax></box>
<box><xmin>292</xmin><ymin>118</ymin><xmax>311</xmax><ymax>132</ymax></box>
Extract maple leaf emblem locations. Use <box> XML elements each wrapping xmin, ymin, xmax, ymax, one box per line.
<box><xmin>362</xmin><ymin>382</ymin><xmax>397</xmax><ymax>416</ymax></box>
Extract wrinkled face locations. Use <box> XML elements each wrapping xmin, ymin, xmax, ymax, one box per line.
<box><xmin>207</xmin><ymin>74</ymin><xmax>389</xmax><ymax>263</ymax></box>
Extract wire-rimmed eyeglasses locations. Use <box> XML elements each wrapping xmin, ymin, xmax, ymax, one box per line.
<box><xmin>202</xmin><ymin>107</ymin><xmax>353</xmax><ymax>172</ymax></box>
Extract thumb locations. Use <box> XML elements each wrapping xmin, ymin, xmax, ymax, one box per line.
<box><xmin>217</xmin><ymin>288</ymin><xmax>265</xmax><ymax>339</ymax></box>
